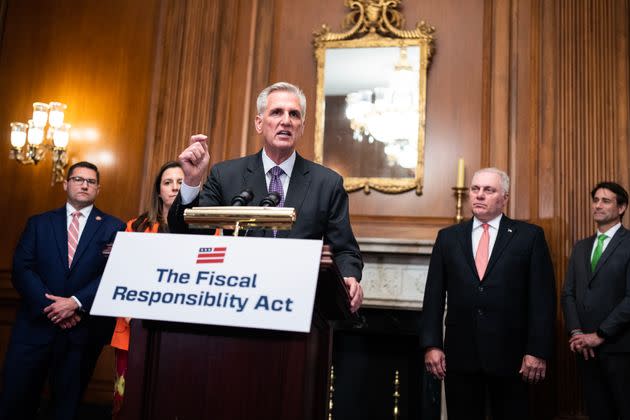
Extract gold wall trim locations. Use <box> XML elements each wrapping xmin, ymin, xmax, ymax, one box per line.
<box><xmin>313</xmin><ymin>0</ymin><xmax>435</xmax><ymax>194</ymax></box>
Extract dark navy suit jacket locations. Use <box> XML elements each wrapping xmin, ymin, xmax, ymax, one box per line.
<box><xmin>11</xmin><ymin>205</ymin><xmax>124</xmax><ymax>345</ymax></box>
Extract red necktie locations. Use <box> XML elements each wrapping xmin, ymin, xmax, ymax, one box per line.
<box><xmin>475</xmin><ymin>223</ymin><xmax>490</xmax><ymax>280</ymax></box>
<box><xmin>68</xmin><ymin>211</ymin><xmax>81</xmax><ymax>267</ymax></box>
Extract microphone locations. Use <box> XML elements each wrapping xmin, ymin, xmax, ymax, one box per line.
<box><xmin>231</xmin><ymin>189</ymin><xmax>254</xmax><ymax>206</ymax></box>
<box><xmin>259</xmin><ymin>192</ymin><xmax>281</xmax><ymax>207</ymax></box>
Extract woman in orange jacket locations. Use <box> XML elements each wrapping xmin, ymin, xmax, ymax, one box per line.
<box><xmin>111</xmin><ymin>161</ymin><xmax>184</xmax><ymax>415</ymax></box>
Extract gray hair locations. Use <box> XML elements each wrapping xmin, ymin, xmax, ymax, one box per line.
<box><xmin>256</xmin><ymin>82</ymin><xmax>306</xmax><ymax>121</ymax></box>
<box><xmin>472</xmin><ymin>167</ymin><xmax>510</xmax><ymax>195</ymax></box>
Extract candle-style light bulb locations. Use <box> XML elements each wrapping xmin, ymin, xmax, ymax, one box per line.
<box><xmin>52</xmin><ymin>123</ymin><xmax>71</xmax><ymax>148</ymax></box>
<box><xmin>32</xmin><ymin>102</ymin><xmax>49</xmax><ymax>128</ymax></box>
<box><xmin>10</xmin><ymin>122</ymin><xmax>28</xmax><ymax>148</ymax></box>
<box><xmin>27</xmin><ymin>119</ymin><xmax>44</xmax><ymax>145</ymax></box>
<box><xmin>48</xmin><ymin>102</ymin><xmax>67</xmax><ymax>128</ymax></box>
<box><xmin>456</xmin><ymin>158</ymin><xmax>465</xmax><ymax>188</ymax></box>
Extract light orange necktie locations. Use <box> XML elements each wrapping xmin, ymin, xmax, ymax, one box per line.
<box><xmin>68</xmin><ymin>211</ymin><xmax>82</xmax><ymax>267</ymax></box>
<box><xmin>475</xmin><ymin>223</ymin><xmax>490</xmax><ymax>280</ymax></box>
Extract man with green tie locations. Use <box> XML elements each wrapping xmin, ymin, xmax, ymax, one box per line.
<box><xmin>561</xmin><ymin>181</ymin><xmax>630</xmax><ymax>420</ymax></box>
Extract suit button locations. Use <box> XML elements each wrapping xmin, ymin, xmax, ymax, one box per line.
<box><xmin>478</xmin><ymin>286</ymin><xmax>484</xmax><ymax>292</ymax></box>
<box><xmin>477</xmin><ymin>309</ymin><xmax>483</xmax><ymax>316</ymax></box>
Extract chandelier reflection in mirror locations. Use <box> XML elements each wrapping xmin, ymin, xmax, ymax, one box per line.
<box><xmin>344</xmin><ymin>47</ymin><xmax>419</xmax><ymax>169</ymax></box>
<box><xmin>9</xmin><ymin>101</ymin><xmax>71</xmax><ymax>185</ymax></box>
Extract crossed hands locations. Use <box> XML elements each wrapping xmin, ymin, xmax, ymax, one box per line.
<box><xmin>179</xmin><ymin>134</ymin><xmax>210</xmax><ymax>187</ymax></box>
<box><xmin>425</xmin><ymin>348</ymin><xmax>547</xmax><ymax>384</ymax></box>
<box><xmin>569</xmin><ymin>332</ymin><xmax>604</xmax><ymax>360</ymax></box>
<box><xmin>43</xmin><ymin>293</ymin><xmax>81</xmax><ymax>330</ymax></box>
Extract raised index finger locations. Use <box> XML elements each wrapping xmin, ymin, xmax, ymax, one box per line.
<box><xmin>189</xmin><ymin>134</ymin><xmax>208</xmax><ymax>146</ymax></box>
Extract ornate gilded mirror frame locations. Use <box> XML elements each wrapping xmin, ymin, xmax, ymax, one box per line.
<box><xmin>313</xmin><ymin>0</ymin><xmax>434</xmax><ymax>194</ymax></box>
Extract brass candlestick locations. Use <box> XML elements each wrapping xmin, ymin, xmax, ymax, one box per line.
<box><xmin>452</xmin><ymin>187</ymin><xmax>468</xmax><ymax>223</ymax></box>
<box><xmin>327</xmin><ymin>365</ymin><xmax>335</xmax><ymax>420</ymax></box>
<box><xmin>393</xmin><ymin>370</ymin><xmax>400</xmax><ymax>420</ymax></box>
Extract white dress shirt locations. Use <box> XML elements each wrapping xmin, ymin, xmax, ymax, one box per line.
<box><xmin>66</xmin><ymin>203</ymin><xmax>93</xmax><ymax>309</ymax></box>
<box><xmin>179</xmin><ymin>149</ymin><xmax>297</xmax><ymax>205</ymax></box>
<box><xmin>261</xmin><ymin>149</ymin><xmax>295</xmax><ymax>198</ymax></box>
<box><xmin>472</xmin><ymin>214</ymin><xmax>503</xmax><ymax>257</ymax></box>
<box><xmin>66</xmin><ymin>203</ymin><xmax>93</xmax><ymax>238</ymax></box>
<box><xmin>591</xmin><ymin>222</ymin><xmax>622</xmax><ymax>259</ymax></box>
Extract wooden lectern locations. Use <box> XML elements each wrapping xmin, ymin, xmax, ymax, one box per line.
<box><xmin>118</xmin><ymin>245</ymin><xmax>354</xmax><ymax>420</ymax></box>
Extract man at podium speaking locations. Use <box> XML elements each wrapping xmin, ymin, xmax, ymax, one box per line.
<box><xmin>168</xmin><ymin>81</ymin><xmax>364</xmax><ymax>312</ymax></box>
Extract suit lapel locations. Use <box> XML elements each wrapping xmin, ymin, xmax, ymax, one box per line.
<box><xmin>456</xmin><ymin>220</ymin><xmax>477</xmax><ymax>279</ymax></box>
<box><xmin>280</xmin><ymin>154</ymin><xmax>311</xmax><ymax>239</ymax></box>
<box><xmin>483</xmin><ymin>215</ymin><xmax>517</xmax><ymax>279</ymax></box>
<box><xmin>70</xmin><ymin>207</ymin><xmax>103</xmax><ymax>270</ymax></box>
<box><xmin>582</xmin><ymin>234</ymin><xmax>597</xmax><ymax>277</ymax></box>
<box><xmin>52</xmin><ymin>206</ymin><xmax>69</xmax><ymax>270</ymax></box>
<box><xmin>591</xmin><ymin>227</ymin><xmax>627</xmax><ymax>280</ymax></box>
<box><xmin>245</xmin><ymin>151</ymin><xmax>311</xmax><ymax>239</ymax></box>
<box><xmin>243</xmin><ymin>151</ymin><xmax>268</xmax><ymax>206</ymax></box>
<box><xmin>245</xmin><ymin>153</ymin><xmax>272</xmax><ymax>238</ymax></box>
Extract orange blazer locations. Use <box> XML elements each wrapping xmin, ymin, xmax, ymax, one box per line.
<box><xmin>110</xmin><ymin>219</ymin><xmax>159</xmax><ymax>350</ymax></box>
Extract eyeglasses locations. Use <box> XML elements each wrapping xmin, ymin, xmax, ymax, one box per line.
<box><xmin>68</xmin><ymin>176</ymin><xmax>98</xmax><ymax>186</ymax></box>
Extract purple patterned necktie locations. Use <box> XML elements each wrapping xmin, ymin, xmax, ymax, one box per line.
<box><xmin>268</xmin><ymin>166</ymin><xmax>285</xmax><ymax>207</ymax></box>
<box><xmin>269</xmin><ymin>166</ymin><xmax>285</xmax><ymax>237</ymax></box>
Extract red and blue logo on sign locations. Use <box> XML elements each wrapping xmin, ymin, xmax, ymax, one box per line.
<box><xmin>196</xmin><ymin>247</ymin><xmax>227</xmax><ymax>264</ymax></box>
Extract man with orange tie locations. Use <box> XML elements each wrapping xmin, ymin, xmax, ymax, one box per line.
<box><xmin>421</xmin><ymin>167</ymin><xmax>556</xmax><ymax>420</ymax></box>
<box><xmin>0</xmin><ymin>161</ymin><xmax>124</xmax><ymax>420</ymax></box>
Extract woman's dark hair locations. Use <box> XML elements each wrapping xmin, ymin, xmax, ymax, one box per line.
<box><xmin>131</xmin><ymin>161</ymin><xmax>182</xmax><ymax>232</ymax></box>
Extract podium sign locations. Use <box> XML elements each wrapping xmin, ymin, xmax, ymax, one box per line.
<box><xmin>91</xmin><ymin>232</ymin><xmax>323</xmax><ymax>332</ymax></box>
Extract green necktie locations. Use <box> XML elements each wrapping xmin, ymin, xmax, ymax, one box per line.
<box><xmin>591</xmin><ymin>234</ymin><xmax>608</xmax><ymax>271</ymax></box>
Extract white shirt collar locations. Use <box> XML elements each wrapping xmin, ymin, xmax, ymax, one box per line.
<box><xmin>262</xmin><ymin>148</ymin><xmax>296</xmax><ymax>178</ymax></box>
<box><xmin>597</xmin><ymin>222</ymin><xmax>622</xmax><ymax>238</ymax></box>
<box><xmin>473</xmin><ymin>213</ymin><xmax>503</xmax><ymax>230</ymax></box>
<box><xmin>66</xmin><ymin>203</ymin><xmax>93</xmax><ymax>218</ymax></box>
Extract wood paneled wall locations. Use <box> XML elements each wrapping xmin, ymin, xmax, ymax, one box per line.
<box><xmin>0</xmin><ymin>0</ymin><xmax>161</xmax><ymax>403</ymax></box>
<box><xmin>546</xmin><ymin>1</ymin><xmax>630</xmax><ymax>417</ymax></box>
<box><xmin>1</xmin><ymin>0</ymin><xmax>629</xmax><ymax>418</ymax></box>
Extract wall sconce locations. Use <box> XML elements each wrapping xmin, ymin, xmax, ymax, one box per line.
<box><xmin>9</xmin><ymin>101</ymin><xmax>71</xmax><ymax>185</ymax></box>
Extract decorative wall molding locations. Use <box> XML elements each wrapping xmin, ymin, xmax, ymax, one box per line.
<box><xmin>358</xmin><ymin>237</ymin><xmax>432</xmax><ymax>310</ymax></box>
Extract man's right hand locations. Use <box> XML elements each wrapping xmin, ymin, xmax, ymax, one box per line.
<box><xmin>424</xmin><ymin>347</ymin><xmax>446</xmax><ymax>380</ymax></box>
<box><xmin>59</xmin><ymin>313</ymin><xmax>82</xmax><ymax>330</ymax></box>
<box><xmin>569</xmin><ymin>333</ymin><xmax>600</xmax><ymax>360</ymax></box>
<box><xmin>179</xmin><ymin>134</ymin><xmax>210</xmax><ymax>186</ymax></box>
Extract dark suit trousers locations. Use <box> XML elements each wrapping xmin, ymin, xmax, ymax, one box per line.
<box><xmin>0</xmin><ymin>333</ymin><xmax>105</xmax><ymax>420</ymax></box>
<box><xmin>579</xmin><ymin>353</ymin><xmax>630</xmax><ymax>420</ymax></box>
<box><xmin>445</xmin><ymin>371</ymin><xmax>528</xmax><ymax>420</ymax></box>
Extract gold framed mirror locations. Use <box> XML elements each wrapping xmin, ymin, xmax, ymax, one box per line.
<box><xmin>313</xmin><ymin>0</ymin><xmax>434</xmax><ymax>194</ymax></box>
